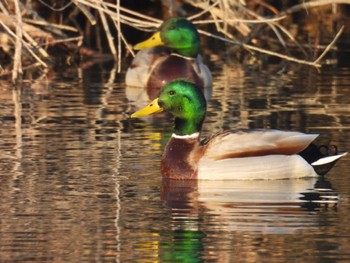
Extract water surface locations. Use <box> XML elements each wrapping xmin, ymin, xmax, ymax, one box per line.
<box><xmin>0</xmin><ymin>62</ymin><xmax>350</xmax><ymax>262</ymax></box>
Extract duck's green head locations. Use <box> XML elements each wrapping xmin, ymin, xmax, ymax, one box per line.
<box><xmin>131</xmin><ymin>80</ymin><xmax>207</xmax><ymax>136</ymax></box>
<box><xmin>134</xmin><ymin>17</ymin><xmax>200</xmax><ymax>58</ymax></box>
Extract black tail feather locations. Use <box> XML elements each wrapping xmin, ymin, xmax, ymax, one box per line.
<box><xmin>299</xmin><ymin>144</ymin><xmax>342</xmax><ymax>176</ymax></box>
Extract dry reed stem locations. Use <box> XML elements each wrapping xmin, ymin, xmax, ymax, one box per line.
<box><xmin>188</xmin><ymin>1</ymin><xmax>221</xmax><ymax>21</ymax></box>
<box><xmin>240</xmin><ymin>5</ymin><xmax>290</xmax><ymax>51</ymax></box>
<box><xmin>22</xmin><ymin>30</ymin><xmax>49</xmax><ymax>58</ymax></box>
<box><xmin>313</xmin><ymin>26</ymin><xmax>345</xmax><ymax>65</ymax></box>
<box><xmin>18</xmin><ymin>1</ymin><xmax>67</xmax><ymax>37</ymax></box>
<box><xmin>187</xmin><ymin>0</ymin><xmax>347</xmax><ymax>67</ymax></box>
<box><xmin>281</xmin><ymin>0</ymin><xmax>350</xmax><ymax>15</ymax></box>
<box><xmin>0</xmin><ymin>21</ymin><xmax>48</xmax><ymax>66</ymax></box>
<box><xmin>76</xmin><ymin>0</ymin><xmax>160</xmax><ymax>28</ymax></box>
<box><xmin>0</xmin><ymin>62</ymin><xmax>44</xmax><ymax>77</ymax></box>
<box><xmin>274</xmin><ymin>24</ymin><xmax>308</xmax><ymax>57</ymax></box>
<box><xmin>188</xmin><ymin>0</ymin><xmax>251</xmax><ymax>37</ymax></box>
<box><xmin>0</xmin><ymin>5</ymin><xmax>49</xmax><ymax>81</ymax></box>
<box><xmin>13</xmin><ymin>0</ymin><xmax>23</xmax><ymax>82</ymax></box>
<box><xmin>24</xmin><ymin>18</ymin><xmax>79</xmax><ymax>33</ymax></box>
<box><xmin>0</xmin><ymin>1</ymin><xmax>9</xmax><ymax>15</ymax></box>
<box><xmin>1</xmin><ymin>0</ymin><xmax>349</xmax><ymax>81</ymax></box>
<box><xmin>198</xmin><ymin>29</ymin><xmax>318</xmax><ymax>67</ymax></box>
<box><xmin>97</xmin><ymin>1</ymin><xmax>117</xmax><ymax>59</ymax></box>
<box><xmin>44</xmin><ymin>36</ymin><xmax>84</xmax><ymax>46</ymax></box>
<box><xmin>193</xmin><ymin>16</ymin><xmax>286</xmax><ymax>24</ymax></box>
<box><xmin>89</xmin><ymin>0</ymin><xmax>342</xmax><ymax>68</ymax></box>
<box><xmin>116</xmin><ymin>0</ymin><xmax>122</xmax><ymax>72</ymax></box>
<box><xmin>72</xmin><ymin>0</ymin><xmax>97</xmax><ymax>25</ymax></box>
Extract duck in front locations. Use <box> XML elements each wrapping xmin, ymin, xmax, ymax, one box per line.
<box><xmin>131</xmin><ymin>79</ymin><xmax>347</xmax><ymax>180</ymax></box>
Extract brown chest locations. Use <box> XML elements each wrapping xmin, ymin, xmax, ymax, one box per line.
<box><xmin>160</xmin><ymin>137</ymin><xmax>201</xmax><ymax>180</ymax></box>
<box><xmin>147</xmin><ymin>55</ymin><xmax>204</xmax><ymax>91</ymax></box>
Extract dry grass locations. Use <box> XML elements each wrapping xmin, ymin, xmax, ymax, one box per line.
<box><xmin>1</xmin><ymin>0</ymin><xmax>349</xmax><ymax>83</ymax></box>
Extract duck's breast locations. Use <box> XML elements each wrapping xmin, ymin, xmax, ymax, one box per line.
<box><xmin>147</xmin><ymin>55</ymin><xmax>208</xmax><ymax>90</ymax></box>
<box><xmin>161</xmin><ymin>135</ymin><xmax>202</xmax><ymax>180</ymax></box>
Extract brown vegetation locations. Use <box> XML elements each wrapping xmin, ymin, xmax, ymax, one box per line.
<box><xmin>1</xmin><ymin>0</ymin><xmax>350</xmax><ymax>83</ymax></box>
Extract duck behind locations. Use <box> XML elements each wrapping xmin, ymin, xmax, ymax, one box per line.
<box><xmin>125</xmin><ymin>17</ymin><xmax>212</xmax><ymax>96</ymax></box>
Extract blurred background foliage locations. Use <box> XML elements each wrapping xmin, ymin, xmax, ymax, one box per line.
<box><xmin>1</xmin><ymin>0</ymin><xmax>350</xmax><ymax>81</ymax></box>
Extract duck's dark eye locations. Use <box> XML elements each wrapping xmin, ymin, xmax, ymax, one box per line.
<box><xmin>168</xmin><ymin>90</ymin><xmax>176</xmax><ymax>96</ymax></box>
<box><xmin>168</xmin><ymin>25</ymin><xmax>176</xmax><ymax>30</ymax></box>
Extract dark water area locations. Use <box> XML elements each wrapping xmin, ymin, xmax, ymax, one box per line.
<box><xmin>1</xmin><ymin>55</ymin><xmax>350</xmax><ymax>262</ymax></box>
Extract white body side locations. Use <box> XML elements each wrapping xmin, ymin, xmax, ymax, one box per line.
<box><xmin>125</xmin><ymin>49</ymin><xmax>159</xmax><ymax>88</ymax></box>
<box><xmin>197</xmin><ymin>154</ymin><xmax>317</xmax><ymax>180</ymax></box>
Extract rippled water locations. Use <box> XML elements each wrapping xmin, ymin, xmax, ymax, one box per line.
<box><xmin>1</xmin><ymin>61</ymin><xmax>350</xmax><ymax>262</ymax></box>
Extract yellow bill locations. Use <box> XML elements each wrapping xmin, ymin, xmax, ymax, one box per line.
<box><xmin>131</xmin><ymin>98</ymin><xmax>164</xmax><ymax>118</ymax></box>
<box><xmin>134</xmin><ymin>32</ymin><xmax>164</xmax><ymax>50</ymax></box>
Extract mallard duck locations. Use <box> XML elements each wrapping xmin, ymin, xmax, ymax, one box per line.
<box><xmin>125</xmin><ymin>17</ymin><xmax>212</xmax><ymax>95</ymax></box>
<box><xmin>131</xmin><ymin>80</ymin><xmax>347</xmax><ymax>180</ymax></box>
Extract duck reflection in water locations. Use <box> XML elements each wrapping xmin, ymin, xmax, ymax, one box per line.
<box><xmin>161</xmin><ymin>175</ymin><xmax>338</xmax><ymax>234</ymax></box>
